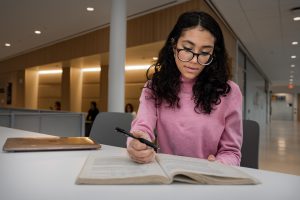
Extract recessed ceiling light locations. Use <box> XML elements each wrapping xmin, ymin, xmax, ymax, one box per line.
<box><xmin>290</xmin><ymin>75</ymin><xmax>294</xmax><ymax>78</ymax></box>
<box><xmin>291</xmin><ymin>55</ymin><xmax>296</xmax><ymax>59</ymax></box>
<box><xmin>293</xmin><ymin>16</ymin><xmax>300</xmax><ymax>21</ymax></box>
<box><xmin>87</xmin><ymin>7</ymin><xmax>94</xmax><ymax>11</ymax></box>
<box><xmin>292</xmin><ymin>41</ymin><xmax>298</xmax><ymax>45</ymax></box>
<box><xmin>289</xmin><ymin>78</ymin><xmax>293</xmax><ymax>82</ymax></box>
<box><xmin>291</xmin><ymin>64</ymin><xmax>295</xmax><ymax>67</ymax></box>
<box><xmin>34</xmin><ymin>30</ymin><xmax>41</xmax><ymax>34</ymax></box>
<box><xmin>291</xmin><ymin>7</ymin><xmax>300</xmax><ymax>21</ymax></box>
<box><xmin>4</xmin><ymin>43</ymin><xmax>11</xmax><ymax>47</ymax></box>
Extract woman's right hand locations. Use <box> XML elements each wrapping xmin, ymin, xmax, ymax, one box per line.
<box><xmin>127</xmin><ymin>131</ymin><xmax>156</xmax><ymax>164</ymax></box>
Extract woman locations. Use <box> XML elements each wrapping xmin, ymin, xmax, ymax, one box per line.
<box><xmin>86</xmin><ymin>101</ymin><xmax>100</xmax><ymax>122</ymax></box>
<box><xmin>125</xmin><ymin>103</ymin><xmax>137</xmax><ymax>118</ymax></box>
<box><xmin>127</xmin><ymin>11</ymin><xmax>242</xmax><ymax>166</ymax></box>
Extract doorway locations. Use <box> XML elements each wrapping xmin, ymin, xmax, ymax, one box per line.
<box><xmin>271</xmin><ymin>93</ymin><xmax>293</xmax><ymax>121</ymax></box>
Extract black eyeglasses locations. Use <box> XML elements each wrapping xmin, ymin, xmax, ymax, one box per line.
<box><xmin>175</xmin><ymin>48</ymin><xmax>214</xmax><ymax>66</ymax></box>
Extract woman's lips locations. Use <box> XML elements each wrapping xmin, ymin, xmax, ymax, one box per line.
<box><xmin>184</xmin><ymin>65</ymin><xmax>199</xmax><ymax>72</ymax></box>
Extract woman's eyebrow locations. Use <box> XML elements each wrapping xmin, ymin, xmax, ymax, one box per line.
<box><xmin>202</xmin><ymin>45</ymin><xmax>214</xmax><ymax>49</ymax></box>
<box><xmin>181</xmin><ymin>40</ymin><xmax>214</xmax><ymax>49</ymax></box>
<box><xmin>181</xmin><ymin>40</ymin><xmax>195</xmax><ymax>46</ymax></box>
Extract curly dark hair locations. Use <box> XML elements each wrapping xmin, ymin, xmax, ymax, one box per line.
<box><xmin>146</xmin><ymin>11</ymin><xmax>231</xmax><ymax>114</ymax></box>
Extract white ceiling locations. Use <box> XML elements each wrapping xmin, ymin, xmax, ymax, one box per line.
<box><xmin>210</xmin><ymin>0</ymin><xmax>300</xmax><ymax>90</ymax></box>
<box><xmin>0</xmin><ymin>0</ymin><xmax>299</xmax><ymax>90</ymax></box>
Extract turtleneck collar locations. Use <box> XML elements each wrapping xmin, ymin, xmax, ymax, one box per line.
<box><xmin>180</xmin><ymin>75</ymin><xmax>196</xmax><ymax>94</ymax></box>
<box><xmin>180</xmin><ymin>75</ymin><xmax>196</xmax><ymax>83</ymax></box>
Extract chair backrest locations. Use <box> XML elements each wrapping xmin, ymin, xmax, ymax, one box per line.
<box><xmin>89</xmin><ymin>112</ymin><xmax>133</xmax><ymax>148</ymax></box>
<box><xmin>240</xmin><ymin>120</ymin><xmax>260</xmax><ymax>169</ymax></box>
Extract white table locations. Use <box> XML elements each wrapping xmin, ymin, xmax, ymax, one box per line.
<box><xmin>0</xmin><ymin>126</ymin><xmax>299</xmax><ymax>200</ymax></box>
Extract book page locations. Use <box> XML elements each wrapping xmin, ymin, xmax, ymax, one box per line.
<box><xmin>157</xmin><ymin>153</ymin><xmax>258</xmax><ymax>184</ymax></box>
<box><xmin>76</xmin><ymin>148</ymin><xmax>169</xmax><ymax>184</ymax></box>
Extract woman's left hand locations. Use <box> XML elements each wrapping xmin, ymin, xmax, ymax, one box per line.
<box><xmin>208</xmin><ymin>154</ymin><xmax>216</xmax><ymax>161</ymax></box>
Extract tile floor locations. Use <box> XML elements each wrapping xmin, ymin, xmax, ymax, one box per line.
<box><xmin>259</xmin><ymin>120</ymin><xmax>300</xmax><ymax>176</ymax></box>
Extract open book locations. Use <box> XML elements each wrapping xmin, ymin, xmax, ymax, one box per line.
<box><xmin>76</xmin><ymin>148</ymin><xmax>259</xmax><ymax>185</ymax></box>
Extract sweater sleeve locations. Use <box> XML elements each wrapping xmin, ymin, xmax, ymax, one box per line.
<box><xmin>215</xmin><ymin>82</ymin><xmax>243</xmax><ymax>166</ymax></box>
<box><xmin>128</xmin><ymin>83</ymin><xmax>157</xmax><ymax>145</ymax></box>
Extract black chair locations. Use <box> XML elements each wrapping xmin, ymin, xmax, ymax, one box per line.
<box><xmin>89</xmin><ymin>112</ymin><xmax>133</xmax><ymax>148</ymax></box>
<box><xmin>240</xmin><ymin>120</ymin><xmax>260</xmax><ymax>169</ymax></box>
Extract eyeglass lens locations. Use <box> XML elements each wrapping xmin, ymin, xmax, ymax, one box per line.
<box><xmin>177</xmin><ymin>49</ymin><xmax>213</xmax><ymax>65</ymax></box>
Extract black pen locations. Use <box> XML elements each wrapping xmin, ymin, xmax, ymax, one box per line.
<box><xmin>115</xmin><ymin>127</ymin><xmax>158</xmax><ymax>151</ymax></box>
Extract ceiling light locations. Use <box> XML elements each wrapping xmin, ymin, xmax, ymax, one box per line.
<box><xmin>290</xmin><ymin>75</ymin><xmax>294</xmax><ymax>78</ymax></box>
<box><xmin>81</xmin><ymin>67</ymin><xmax>101</xmax><ymax>72</ymax></box>
<box><xmin>291</xmin><ymin>55</ymin><xmax>296</xmax><ymax>59</ymax></box>
<box><xmin>292</xmin><ymin>41</ymin><xmax>298</xmax><ymax>45</ymax></box>
<box><xmin>152</xmin><ymin>57</ymin><xmax>158</xmax><ymax>61</ymax></box>
<box><xmin>4</xmin><ymin>43</ymin><xmax>11</xmax><ymax>47</ymax></box>
<box><xmin>34</xmin><ymin>30</ymin><xmax>41</xmax><ymax>34</ymax></box>
<box><xmin>293</xmin><ymin>16</ymin><xmax>300</xmax><ymax>21</ymax></box>
<box><xmin>87</xmin><ymin>7</ymin><xmax>94</xmax><ymax>11</ymax></box>
<box><xmin>38</xmin><ymin>69</ymin><xmax>62</xmax><ymax>75</ymax></box>
<box><xmin>291</xmin><ymin>64</ymin><xmax>295</xmax><ymax>67</ymax></box>
<box><xmin>289</xmin><ymin>78</ymin><xmax>293</xmax><ymax>82</ymax></box>
<box><xmin>291</xmin><ymin>7</ymin><xmax>300</xmax><ymax>21</ymax></box>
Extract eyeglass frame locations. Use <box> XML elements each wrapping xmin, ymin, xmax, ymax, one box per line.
<box><xmin>175</xmin><ymin>47</ymin><xmax>214</xmax><ymax>66</ymax></box>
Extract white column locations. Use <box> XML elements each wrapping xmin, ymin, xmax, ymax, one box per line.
<box><xmin>108</xmin><ymin>0</ymin><xmax>127</xmax><ymax>112</ymax></box>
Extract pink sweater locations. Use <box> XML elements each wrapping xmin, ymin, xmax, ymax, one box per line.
<box><xmin>130</xmin><ymin>77</ymin><xmax>243</xmax><ymax>166</ymax></box>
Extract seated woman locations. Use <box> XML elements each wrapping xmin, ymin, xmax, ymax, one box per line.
<box><xmin>86</xmin><ymin>101</ymin><xmax>100</xmax><ymax>122</ymax></box>
<box><xmin>125</xmin><ymin>103</ymin><xmax>137</xmax><ymax>118</ymax></box>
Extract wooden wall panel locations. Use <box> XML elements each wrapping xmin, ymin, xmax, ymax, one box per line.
<box><xmin>24</xmin><ymin>69</ymin><xmax>39</xmax><ymax>109</ymax></box>
<box><xmin>127</xmin><ymin>14</ymin><xmax>155</xmax><ymax>47</ymax></box>
<box><xmin>38</xmin><ymin>74</ymin><xmax>61</xmax><ymax>84</ymax></box>
<box><xmin>125</xmin><ymin>70</ymin><xmax>147</xmax><ymax>83</ymax></box>
<box><xmin>38</xmin><ymin>85</ymin><xmax>61</xmax><ymax>98</ymax></box>
<box><xmin>37</xmin><ymin>73</ymin><xmax>61</xmax><ymax>110</ymax></box>
<box><xmin>82</xmin><ymin>84</ymin><xmax>100</xmax><ymax>98</ymax></box>
<box><xmin>0</xmin><ymin>28</ymin><xmax>109</xmax><ymax>72</ymax></box>
<box><xmin>125</xmin><ymin>83</ymin><xmax>144</xmax><ymax>99</ymax></box>
<box><xmin>83</xmin><ymin>72</ymin><xmax>101</xmax><ymax>83</ymax></box>
<box><xmin>38</xmin><ymin>98</ymin><xmax>60</xmax><ymax>110</ymax></box>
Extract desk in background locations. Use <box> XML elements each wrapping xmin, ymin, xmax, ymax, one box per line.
<box><xmin>0</xmin><ymin>126</ymin><xmax>299</xmax><ymax>200</ymax></box>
